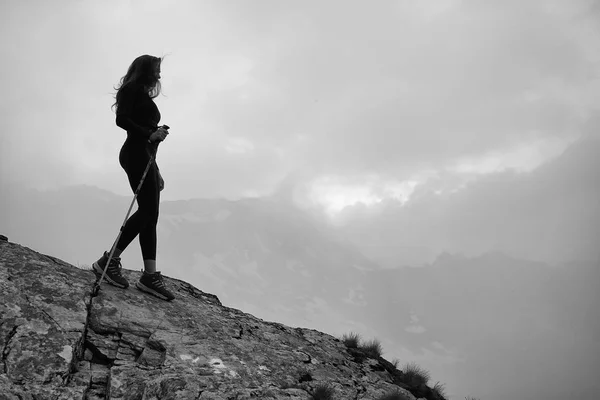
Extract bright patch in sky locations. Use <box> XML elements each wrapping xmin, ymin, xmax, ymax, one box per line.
<box><xmin>307</xmin><ymin>175</ymin><xmax>419</xmax><ymax>217</ymax></box>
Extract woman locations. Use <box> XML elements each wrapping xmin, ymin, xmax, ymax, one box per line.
<box><xmin>92</xmin><ymin>54</ymin><xmax>174</xmax><ymax>301</ymax></box>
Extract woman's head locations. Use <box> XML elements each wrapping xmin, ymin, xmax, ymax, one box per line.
<box><xmin>113</xmin><ymin>55</ymin><xmax>163</xmax><ymax>110</ymax></box>
<box><xmin>124</xmin><ymin>55</ymin><xmax>162</xmax><ymax>87</ymax></box>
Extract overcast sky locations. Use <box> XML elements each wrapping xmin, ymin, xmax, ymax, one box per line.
<box><xmin>2</xmin><ymin>0</ymin><xmax>599</xmax><ymax>218</ymax></box>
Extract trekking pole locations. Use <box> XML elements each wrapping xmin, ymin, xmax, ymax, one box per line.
<box><xmin>93</xmin><ymin>125</ymin><xmax>169</xmax><ymax>296</ymax></box>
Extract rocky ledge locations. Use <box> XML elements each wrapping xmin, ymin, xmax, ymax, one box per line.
<box><xmin>0</xmin><ymin>238</ymin><xmax>429</xmax><ymax>400</ymax></box>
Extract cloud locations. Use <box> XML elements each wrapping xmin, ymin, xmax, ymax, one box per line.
<box><xmin>447</xmin><ymin>135</ymin><xmax>579</xmax><ymax>174</ymax></box>
<box><xmin>337</xmin><ymin>130</ymin><xmax>600</xmax><ymax>264</ymax></box>
<box><xmin>214</xmin><ymin>0</ymin><xmax>599</xmax><ymax>173</ymax></box>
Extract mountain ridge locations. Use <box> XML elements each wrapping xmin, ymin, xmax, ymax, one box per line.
<box><xmin>0</xmin><ymin>236</ymin><xmax>441</xmax><ymax>400</ymax></box>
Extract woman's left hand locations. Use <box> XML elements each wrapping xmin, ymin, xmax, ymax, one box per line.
<box><xmin>158</xmin><ymin>172</ymin><xmax>165</xmax><ymax>191</ymax></box>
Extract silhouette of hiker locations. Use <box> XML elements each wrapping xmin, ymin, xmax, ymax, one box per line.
<box><xmin>92</xmin><ymin>55</ymin><xmax>174</xmax><ymax>301</ymax></box>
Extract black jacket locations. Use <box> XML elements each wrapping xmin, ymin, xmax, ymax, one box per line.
<box><xmin>116</xmin><ymin>83</ymin><xmax>161</xmax><ymax>144</ymax></box>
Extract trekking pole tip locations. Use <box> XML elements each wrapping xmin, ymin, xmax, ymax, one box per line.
<box><xmin>92</xmin><ymin>281</ymin><xmax>101</xmax><ymax>297</ymax></box>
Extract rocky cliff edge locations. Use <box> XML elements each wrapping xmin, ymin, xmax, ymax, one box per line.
<box><xmin>0</xmin><ymin>237</ymin><xmax>428</xmax><ymax>400</ymax></box>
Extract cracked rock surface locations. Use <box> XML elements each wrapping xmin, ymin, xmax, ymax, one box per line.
<box><xmin>0</xmin><ymin>240</ymin><xmax>418</xmax><ymax>400</ymax></box>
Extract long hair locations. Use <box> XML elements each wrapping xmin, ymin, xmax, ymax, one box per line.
<box><xmin>112</xmin><ymin>55</ymin><xmax>162</xmax><ymax>111</ymax></box>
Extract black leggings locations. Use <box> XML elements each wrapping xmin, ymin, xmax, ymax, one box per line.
<box><xmin>115</xmin><ymin>143</ymin><xmax>160</xmax><ymax>260</ymax></box>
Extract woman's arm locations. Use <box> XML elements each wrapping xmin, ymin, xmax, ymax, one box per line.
<box><xmin>115</xmin><ymin>84</ymin><xmax>153</xmax><ymax>141</ymax></box>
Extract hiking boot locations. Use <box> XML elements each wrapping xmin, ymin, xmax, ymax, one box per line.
<box><xmin>136</xmin><ymin>271</ymin><xmax>175</xmax><ymax>301</ymax></box>
<box><xmin>92</xmin><ymin>251</ymin><xmax>129</xmax><ymax>289</ymax></box>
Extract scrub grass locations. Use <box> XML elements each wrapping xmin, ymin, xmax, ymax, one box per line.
<box><xmin>402</xmin><ymin>361</ymin><xmax>431</xmax><ymax>386</ymax></box>
<box><xmin>341</xmin><ymin>332</ymin><xmax>361</xmax><ymax>348</ymax></box>
<box><xmin>311</xmin><ymin>384</ymin><xmax>335</xmax><ymax>400</ymax></box>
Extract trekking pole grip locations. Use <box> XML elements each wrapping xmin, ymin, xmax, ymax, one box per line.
<box><xmin>147</xmin><ymin>125</ymin><xmax>170</xmax><ymax>144</ymax></box>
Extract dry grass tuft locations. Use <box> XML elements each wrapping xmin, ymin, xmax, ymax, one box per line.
<box><xmin>402</xmin><ymin>361</ymin><xmax>431</xmax><ymax>386</ymax></box>
<box><xmin>312</xmin><ymin>383</ymin><xmax>335</xmax><ymax>400</ymax></box>
<box><xmin>341</xmin><ymin>332</ymin><xmax>361</xmax><ymax>349</ymax></box>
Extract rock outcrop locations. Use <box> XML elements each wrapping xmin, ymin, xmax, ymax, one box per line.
<box><xmin>0</xmin><ymin>238</ymin><xmax>426</xmax><ymax>400</ymax></box>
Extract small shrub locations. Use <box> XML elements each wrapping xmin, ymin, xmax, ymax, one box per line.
<box><xmin>391</xmin><ymin>358</ymin><xmax>400</xmax><ymax>369</ymax></box>
<box><xmin>341</xmin><ymin>332</ymin><xmax>361</xmax><ymax>349</ymax></box>
<box><xmin>432</xmin><ymin>381</ymin><xmax>447</xmax><ymax>400</ymax></box>
<box><xmin>402</xmin><ymin>361</ymin><xmax>430</xmax><ymax>386</ymax></box>
<box><xmin>465</xmin><ymin>397</ymin><xmax>481</xmax><ymax>400</ymax></box>
<box><xmin>312</xmin><ymin>384</ymin><xmax>335</xmax><ymax>400</ymax></box>
<box><xmin>360</xmin><ymin>338</ymin><xmax>383</xmax><ymax>358</ymax></box>
<box><xmin>376</xmin><ymin>390</ymin><xmax>412</xmax><ymax>400</ymax></box>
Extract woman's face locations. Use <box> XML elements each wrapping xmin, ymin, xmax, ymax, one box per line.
<box><xmin>153</xmin><ymin>63</ymin><xmax>161</xmax><ymax>81</ymax></box>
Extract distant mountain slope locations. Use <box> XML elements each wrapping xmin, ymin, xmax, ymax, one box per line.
<box><xmin>156</xmin><ymin>196</ymin><xmax>380</xmax><ymax>333</ymax></box>
<box><xmin>359</xmin><ymin>252</ymin><xmax>600</xmax><ymax>400</ymax></box>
